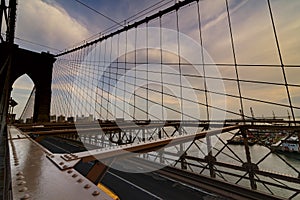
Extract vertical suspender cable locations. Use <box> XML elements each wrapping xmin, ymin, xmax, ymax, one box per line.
<box><xmin>176</xmin><ymin>8</ymin><xmax>184</xmax><ymax>121</ymax></box>
<box><xmin>115</xmin><ymin>34</ymin><xmax>120</xmax><ymax>118</ymax></box>
<box><xmin>133</xmin><ymin>27</ymin><xmax>138</xmax><ymax>120</ymax></box>
<box><xmin>92</xmin><ymin>43</ymin><xmax>97</xmax><ymax>119</ymax></box>
<box><xmin>225</xmin><ymin>0</ymin><xmax>245</xmax><ymax>120</ymax></box>
<box><xmin>96</xmin><ymin>40</ymin><xmax>103</xmax><ymax>119</ymax></box>
<box><xmin>101</xmin><ymin>39</ymin><xmax>107</xmax><ymax>119</ymax></box>
<box><xmin>107</xmin><ymin>37</ymin><xmax>113</xmax><ymax>119</ymax></box>
<box><xmin>267</xmin><ymin>0</ymin><xmax>295</xmax><ymax>122</ymax></box>
<box><xmin>146</xmin><ymin>22</ymin><xmax>149</xmax><ymax>120</ymax></box>
<box><xmin>197</xmin><ymin>1</ymin><xmax>210</xmax><ymax>122</ymax></box>
<box><xmin>159</xmin><ymin>16</ymin><xmax>164</xmax><ymax>121</ymax></box>
<box><xmin>123</xmin><ymin>30</ymin><xmax>128</xmax><ymax>119</ymax></box>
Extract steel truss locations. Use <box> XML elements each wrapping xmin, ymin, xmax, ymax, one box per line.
<box><xmin>17</xmin><ymin>119</ymin><xmax>300</xmax><ymax>199</ymax></box>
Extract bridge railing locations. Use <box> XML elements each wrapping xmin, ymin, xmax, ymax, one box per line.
<box><xmin>17</xmin><ymin>119</ymin><xmax>300</xmax><ymax>199</ymax></box>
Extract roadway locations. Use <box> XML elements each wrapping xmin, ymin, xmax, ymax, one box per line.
<box><xmin>102</xmin><ymin>162</ymin><xmax>219</xmax><ymax>200</ymax></box>
<box><xmin>39</xmin><ymin>136</ymin><xmax>226</xmax><ymax>200</ymax></box>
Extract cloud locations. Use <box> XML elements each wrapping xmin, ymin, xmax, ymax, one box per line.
<box><xmin>16</xmin><ymin>0</ymin><xmax>90</xmax><ymax>53</ymax></box>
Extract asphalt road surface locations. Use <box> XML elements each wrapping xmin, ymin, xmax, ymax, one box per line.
<box><xmin>40</xmin><ymin>136</ymin><xmax>225</xmax><ymax>200</ymax></box>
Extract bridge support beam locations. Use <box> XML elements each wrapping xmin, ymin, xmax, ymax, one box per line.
<box><xmin>86</xmin><ymin>159</ymin><xmax>114</xmax><ymax>184</ymax></box>
<box><xmin>32</xmin><ymin>53</ymin><xmax>54</xmax><ymax>122</ymax></box>
<box><xmin>0</xmin><ymin>43</ymin><xmax>56</xmax><ymax>123</ymax></box>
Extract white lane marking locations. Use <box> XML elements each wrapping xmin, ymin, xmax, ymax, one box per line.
<box><xmin>107</xmin><ymin>171</ymin><xmax>163</xmax><ymax>200</ymax></box>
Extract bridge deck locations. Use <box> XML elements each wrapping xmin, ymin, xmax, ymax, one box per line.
<box><xmin>7</xmin><ymin>123</ymin><xmax>297</xmax><ymax>199</ymax></box>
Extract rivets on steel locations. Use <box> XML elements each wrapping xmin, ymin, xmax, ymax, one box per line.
<box><xmin>16</xmin><ymin>175</ymin><xmax>25</xmax><ymax>180</ymax></box>
<box><xmin>67</xmin><ymin>170</ymin><xmax>73</xmax><ymax>174</ymax></box>
<box><xmin>18</xmin><ymin>187</ymin><xmax>28</xmax><ymax>192</ymax></box>
<box><xmin>77</xmin><ymin>178</ymin><xmax>83</xmax><ymax>183</ymax></box>
<box><xmin>92</xmin><ymin>191</ymin><xmax>100</xmax><ymax>196</ymax></box>
<box><xmin>84</xmin><ymin>184</ymin><xmax>91</xmax><ymax>189</ymax></box>
<box><xmin>20</xmin><ymin>193</ymin><xmax>30</xmax><ymax>199</ymax></box>
<box><xmin>63</xmin><ymin>165</ymin><xmax>68</xmax><ymax>169</ymax></box>
<box><xmin>17</xmin><ymin>181</ymin><xmax>26</xmax><ymax>186</ymax></box>
<box><xmin>59</xmin><ymin>162</ymin><xmax>64</xmax><ymax>165</ymax></box>
<box><xmin>72</xmin><ymin>174</ymin><xmax>78</xmax><ymax>178</ymax></box>
<box><xmin>16</xmin><ymin>171</ymin><xmax>23</xmax><ymax>176</ymax></box>
<box><xmin>72</xmin><ymin>154</ymin><xmax>78</xmax><ymax>159</ymax></box>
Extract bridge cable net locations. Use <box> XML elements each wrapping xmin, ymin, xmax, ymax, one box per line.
<box><xmin>50</xmin><ymin>0</ymin><xmax>300</xmax><ymax>198</ymax></box>
<box><xmin>19</xmin><ymin>86</ymin><xmax>35</xmax><ymax>123</ymax></box>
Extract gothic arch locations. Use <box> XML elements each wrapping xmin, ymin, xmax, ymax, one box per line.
<box><xmin>0</xmin><ymin>44</ymin><xmax>56</xmax><ymax>122</ymax></box>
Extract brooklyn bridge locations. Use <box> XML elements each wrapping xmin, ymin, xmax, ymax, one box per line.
<box><xmin>0</xmin><ymin>0</ymin><xmax>300</xmax><ymax>199</ymax></box>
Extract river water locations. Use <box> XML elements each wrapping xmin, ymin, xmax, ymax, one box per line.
<box><xmin>183</xmin><ymin>135</ymin><xmax>300</xmax><ymax>199</ymax></box>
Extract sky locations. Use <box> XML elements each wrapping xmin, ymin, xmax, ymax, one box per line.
<box><xmin>9</xmin><ymin>0</ymin><xmax>169</xmax><ymax>117</ymax></box>
<box><xmin>3</xmin><ymin>0</ymin><xmax>300</xmax><ymax>119</ymax></box>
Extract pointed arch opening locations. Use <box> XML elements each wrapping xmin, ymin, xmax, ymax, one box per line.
<box><xmin>10</xmin><ymin>74</ymin><xmax>35</xmax><ymax>123</ymax></box>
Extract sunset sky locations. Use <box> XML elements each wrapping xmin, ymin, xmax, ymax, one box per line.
<box><xmin>5</xmin><ymin>0</ymin><xmax>300</xmax><ymax>119</ymax></box>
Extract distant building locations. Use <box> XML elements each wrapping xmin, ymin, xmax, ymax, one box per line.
<box><xmin>50</xmin><ymin>115</ymin><xmax>56</xmax><ymax>123</ymax></box>
<box><xmin>57</xmin><ymin>115</ymin><xmax>65</xmax><ymax>122</ymax></box>
<box><xmin>76</xmin><ymin>114</ymin><xmax>93</xmax><ymax>123</ymax></box>
<box><xmin>17</xmin><ymin>119</ymin><xmax>24</xmax><ymax>124</ymax></box>
<box><xmin>116</xmin><ymin>118</ymin><xmax>124</xmax><ymax>122</ymax></box>
<box><xmin>26</xmin><ymin>118</ymin><xmax>33</xmax><ymax>124</ymax></box>
<box><xmin>67</xmin><ymin>117</ymin><xmax>74</xmax><ymax>123</ymax></box>
<box><xmin>7</xmin><ymin>114</ymin><xmax>16</xmax><ymax>124</ymax></box>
